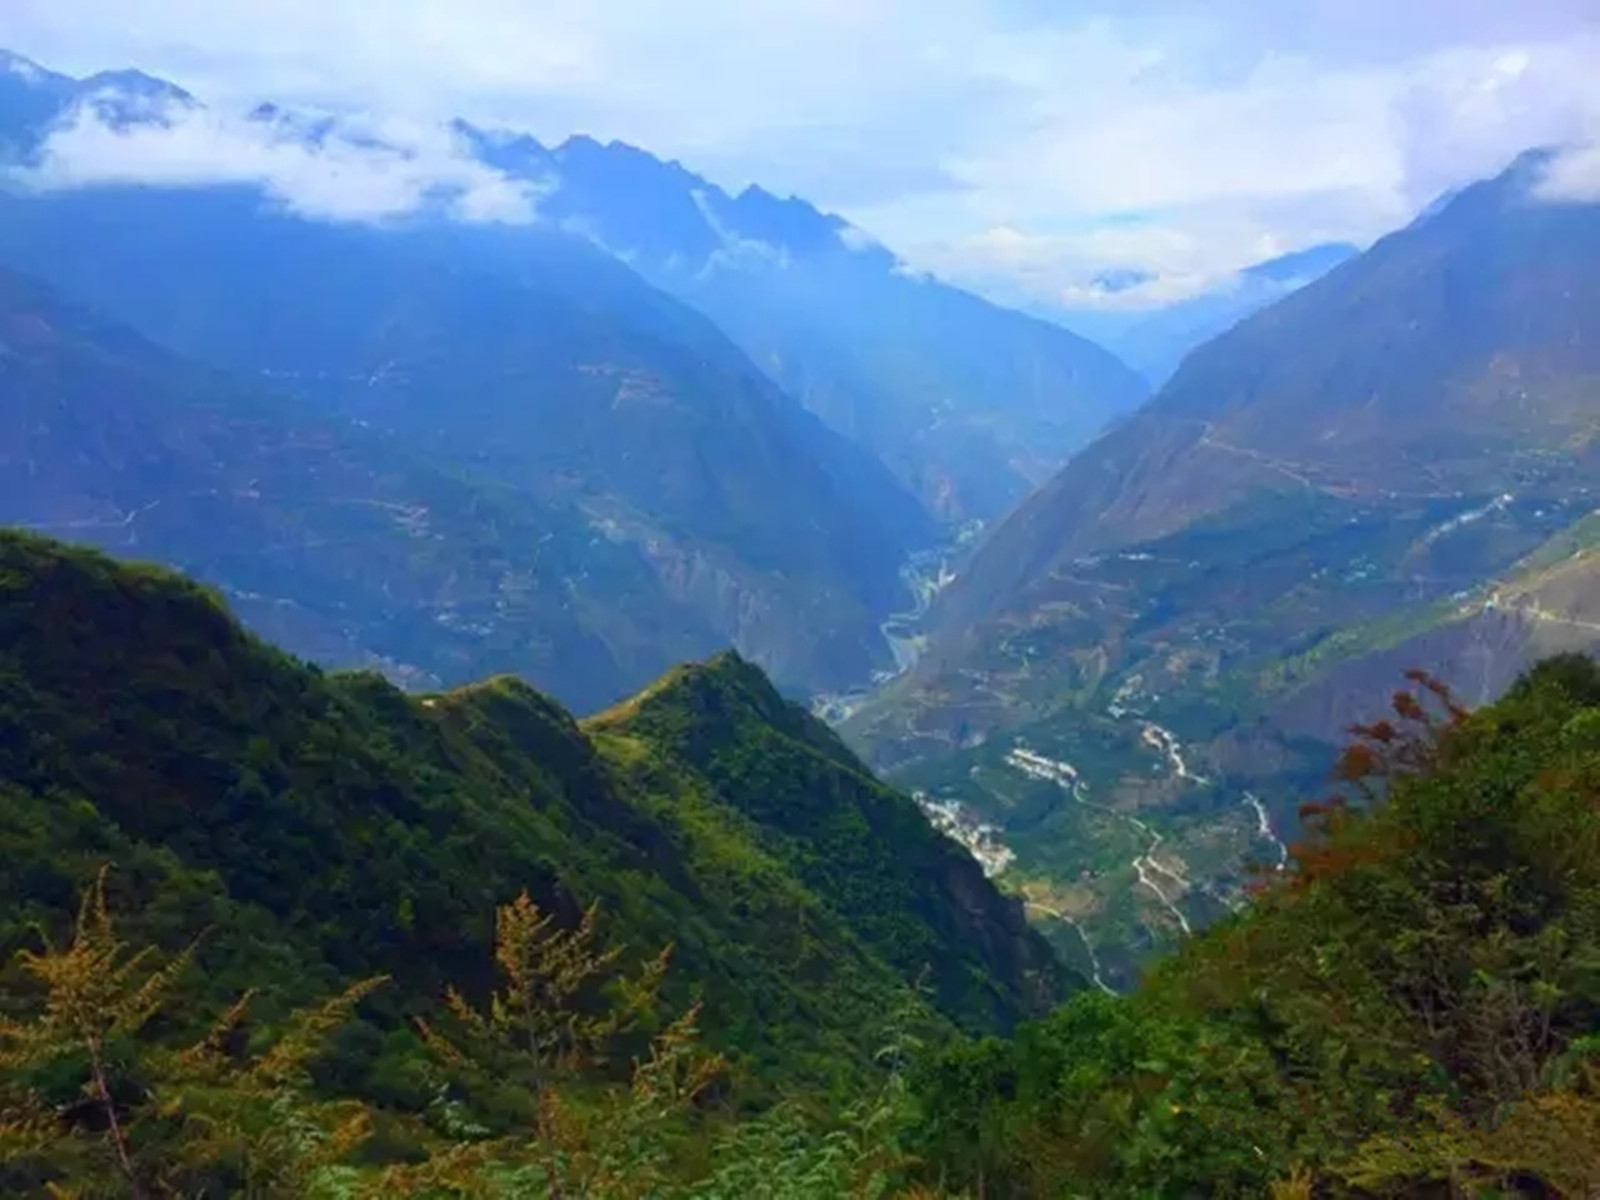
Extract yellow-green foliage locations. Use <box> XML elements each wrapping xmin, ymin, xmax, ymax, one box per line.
<box><xmin>1</xmin><ymin>872</ymin><xmax>926</xmax><ymax>1199</ymax></box>
<box><xmin>0</xmin><ymin>867</ymin><xmax>385</xmax><ymax>1197</ymax></box>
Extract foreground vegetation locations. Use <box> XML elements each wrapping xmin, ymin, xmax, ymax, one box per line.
<box><xmin>1</xmin><ymin>873</ymin><xmax>944</xmax><ymax>1197</ymax></box>
<box><xmin>911</xmin><ymin>657</ymin><xmax>1600</xmax><ymax>1197</ymax></box>
<box><xmin>3</xmin><ymin>528</ymin><xmax>1600</xmax><ymax>1195</ymax></box>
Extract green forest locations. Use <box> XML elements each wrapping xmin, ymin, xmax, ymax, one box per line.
<box><xmin>3</xmin><ymin>529</ymin><xmax>1600</xmax><ymax>1197</ymax></box>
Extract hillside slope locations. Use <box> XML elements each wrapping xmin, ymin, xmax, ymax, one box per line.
<box><xmin>0</xmin><ymin>264</ymin><xmax>708</xmax><ymax>710</ymax></box>
<box><xmin>908</xmin><ymin>654</ymin><xmax>1600</xmax><ymax>1197</ymax></box>
<box><xmin>589</xmin><ymin>655</ymin><xmax>1060</xmax><ymax>1031</ymax></box>
<box><xmin>846</xmin><ymin>150</ymin><xmax>1600</xmax><ymax>979</ymax></box>
<box><xmin>0</xmin><ymin>529</ymin><xmax>1067</xmax><ymax>1100</ymax></box>
<box><xmin>934</xmin><ymin>150</ymin><xmax>1600</xmax><ymax>635</ymax></box>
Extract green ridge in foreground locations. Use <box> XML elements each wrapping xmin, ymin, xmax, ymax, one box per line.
<box><xmin>0</xmin><ymin>528</ymin><xmax>1066</xmax><ymax>1106</ymax></box>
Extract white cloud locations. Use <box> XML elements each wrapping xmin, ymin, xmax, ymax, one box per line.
<box><xmin>1535</xmin><ymin>144</ymin><xmax>1600</xmax><ymax>201</ymax></box>
<box><xmin>688</xmin><ymin>189</ymin><xmax>790</xmax><ymax>275</ymax></box>
<box><xmin>835</xmin><ymin>222</ymin><xmax>886</xmax><ymax>254</ymax></box>
<box><xmin>848</xmin><ymin>27</ymin><xmax>1600</xmax><ymax>309</ymax></box>
<box><xmin>20</xmin><ymin>93</ymin><xmax>545</xmax><ymax>225</ymax></box>
<box><xmin>5</xmin><ymin>0</ymin><xmax>1600</xmax><ymax>304</ymax></box>
<box><xmin>898</xmin><ymin>210</ymin><xmax>1320</xmax><ymax>312</ymax></box>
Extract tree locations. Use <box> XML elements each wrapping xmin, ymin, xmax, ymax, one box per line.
<box><xmin>0</xmin><ymin>866</ymin><xmax>384</xmax><ymax>1197</ymax></box>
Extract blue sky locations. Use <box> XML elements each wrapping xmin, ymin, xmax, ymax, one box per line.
<box><xmin>7</xmin><ymin>0</ymin><xmax>1599</xmax><ymax>310</ymax></box>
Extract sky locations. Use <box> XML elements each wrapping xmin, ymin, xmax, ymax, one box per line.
<box><xmin>6</xmin><ymin>0</ymin><xmax>1600</xmax><ymax>312</ymax></box>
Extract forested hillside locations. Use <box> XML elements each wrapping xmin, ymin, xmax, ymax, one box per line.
<box><xmin>0</xmin><ymin>530</ymin><xmax>1063</xmax><ymax>1194</ymax></box>
<box><xmin>5</xmin><ymin>531</ymin><xmax>1597</xmax><ymax>1196</ymax></box>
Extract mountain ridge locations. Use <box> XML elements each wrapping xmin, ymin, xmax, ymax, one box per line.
<box><xmin>930</xmin><ymin>149</ymin><xmax>1600</xmax><ymax>637</ymax></box>
<box><xmin>845</xmin><ymin>148</ymin><xmax>1600</xmax><ymax>980</ymax></box>
<box><xmin>0</xmin><ymin>526</ymin><xmax>1069</xmax><ymax>1098</ymax></box>
<box><xmin>520</xmin><ymin>134</ymin><xmax>1151</xmax><ymax>520</ymax></box>
<box><xmin>0</xmin><ymin>47</ymin><xmax>1149</xmax><ymax>525</ymax></box>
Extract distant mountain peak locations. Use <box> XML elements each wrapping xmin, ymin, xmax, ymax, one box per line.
<box><xmin>1508</xmin><ymin>143</ymin><xmax>1563</xmax><ymax>177</ymax></box>
<box><xmin>552</xmin><ymin>134</ymin><xmax>704</xmax><ymax>188</ymax></box>
<box><xmin>722</xmin><ymin>184</ymin><xmax>849</xmax><ymax>256</ymax></box>
<box><xmin>0</xmin><ymin>49</ymin><xmax>57</xmax><ymax>84</ymax></box>
<box><xmin>68</xmin><ymin>67</ymin><xmax>197</xmax><ymax>131</ymax></box>
<box><xmin>557</xmin><ymin>133</ymin><xmax>663</xmax><ymax>162</ymax></box>
<box><xmin>76</xmin><ymin>67</ymin><xmax>193</xmax><ymax>103</ymax></box>
<box><xmin>555</xmin><ymin>131</ymin><xmax>602</xmax><ymax>153</ymax></box>
<box><xmin>452</xmin><ymin>118</ymin><xmax>541</xmax><ymax>152</ymax></box>
<box><xmin>1407</xmin><ymin>146</ymin><xmax>1570</xmax><ymax>233</ymax></box>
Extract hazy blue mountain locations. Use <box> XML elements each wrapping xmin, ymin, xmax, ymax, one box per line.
<box><xmin>0</xmin><ymin>262</ymin><xmax>725</xmax><ymax>710</ymax></box>
<box><xmin>0</xmin><ymin>50</ymin><xmax>74</xmax><ymax>151</ymax></box>
<box><xmin>1</xmin><ymin>51</ymin><xmax>1149</xmax><ymax>526</ymax></box>
<box><xmin>0</xmin><ymin>50</ymin><xmax>198</xmax><ymax>143</ymax></box>
<box><xmin>0</xmin><ymin>56</ymin><xmax>937</xmax><ymax>699</ymax></box>
<box><xmin>464</xmin><ymin>126</ymin><xmax>1151</xmax><ymax>523</ymax></box>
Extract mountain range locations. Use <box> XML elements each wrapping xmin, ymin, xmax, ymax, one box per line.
<box><xmin>0</xmin><ymin>48</ymin><xmax>1162</xmax><ymax>707</ymax></box>
<box><xmin>0</xmin><ymin>52</ymin><xmax>945</xmax><ymax>706</ymax></box>
<box><xmin>0</xmin><ymin>262</ymin><xmax>753</xmax><ymax>711</ymax></box>
<box><xmin>6</xmin><ymin>43</ymin><xmax>1599</xmax><ymax>995</ymax></box>
<box><xmin>845</xmin><ymin>147</ymin><xmax>1600</xmax><ymax>984</ymax></box>
<box><xmin>1</xmin><ymin>49</ymin><xmax>1149</xmax><ymax>528</ymax></box>
<box><xmin>4</xmin><ymin>35</ymin><xmax>1600</xmax><ymax>1197</ymax></box>
<box><xmin>0</xmin><ymin>185</ymin><xmax>946</xmax><ymax>698</ymax></box>
<box><xmin>465</xmin><ymin>128</ymin><xmax>1151</xmax><ymax>520</ymax></box>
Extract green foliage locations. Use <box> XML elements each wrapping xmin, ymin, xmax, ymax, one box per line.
<box><xmin>18</xmin><ymin>530</ymin><xmax>1600</xmax><ymax>1196</ymax></box>
<box><xmin>908</xmin><ymin>655</ymin><xmax>1600</xmax><ymax>1197</ymax></box>
<box><xmin>0</xmin><ymin>867</ymin><xmax>383</xmax><ymax>1197</ymax></box>
<box><xmin>593</xmin><ymin>653</ymin><xmax>1066</xmax><ymax>1036</ymax></box>
<box><xmin>0</xmin><ymin>862</ymin><xmax>929</xmax><ymax>1199</ymax></box>
<box><xmin>0</xmin><ymin>530</ymin><xmax>1051</xmax><ymax>1118</ymax></box>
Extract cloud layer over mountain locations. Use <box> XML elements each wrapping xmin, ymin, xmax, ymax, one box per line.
<box><xmin>7</xmin><ymin>0</ymin><xmax>1599</xmax><ymax>306</ymax></box>
<box><xmin>22</xmin><ymin>91</ymin><xmax>544</xmax><ymax>224</ymax></box>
